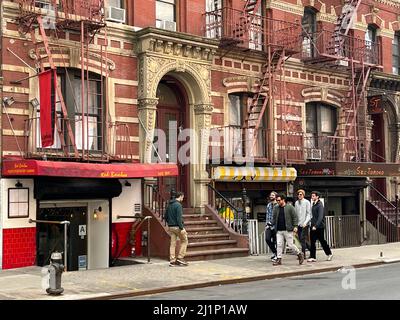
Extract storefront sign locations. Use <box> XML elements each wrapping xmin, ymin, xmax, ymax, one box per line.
<box><xmin>2</xmin><ymin>160</ymin><xmax>179</xmax><ymax>178</ymax></box>
<box><xmin>298</xmin><ymin>168</ymin><xmax>335</xmax><ymax>176</ymax></box>
<box><xmin>3</xmin><ymin>162</ymin><xmax>37</xmax><ymax>176</ymax></box>
<box><xmin>297</xmin><ymin>162</ymin><xmax>400</xmax><ymax>177</ymax></box>
<box><xmin>368</xmin><ymin>95</ymin><xmax>384</xmax><ymax>114</ymax></box>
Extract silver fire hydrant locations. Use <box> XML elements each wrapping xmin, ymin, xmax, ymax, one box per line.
<box><xmin>46</xmin><ymin>252</ymin><xmax>64</xmax><ymax>295</ymax></box>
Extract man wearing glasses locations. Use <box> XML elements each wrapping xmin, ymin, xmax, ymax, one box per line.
<box><xmin>272</xmin><ymin>194</ymin><xmax>304</xmax><ymax>266</ymax></box>
<box><xmin>294</xmin><ymin>189</ymin><xmax>311</xmax><ymax>258</ymax></box>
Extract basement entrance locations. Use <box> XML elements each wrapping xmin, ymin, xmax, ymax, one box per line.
<box><xmin>36</xmin><ymin>206</ymin><xmax>88</xmax><ymax>271</ymax></box>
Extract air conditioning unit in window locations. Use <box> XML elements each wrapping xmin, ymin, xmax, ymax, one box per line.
<box><xmin>35</xmin><ymin>0</ymin><xmax>51</xmax><ymax>9</ymax></box>
<box><xmin>306</xmin><ymin>148</ymin><xmax>322</xmax><ymax>161</ymax></box>
<box><xmin>156</xmin><ymin>20</ymin><xmax>177</xmax><ymax>32</ymax></box>
<box><xmin>106</xmin><ymin>6</ymin><xmax>126</xmax><ymax>23</ymax></box>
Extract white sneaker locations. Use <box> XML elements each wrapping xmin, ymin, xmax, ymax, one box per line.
<box><xmin>327</xmin><ymin>254</ymin><xmax>333</xmax><ymax>261</ymax></box>
<box><xmin>307</xmin><ymin>258</ymin><xmax>316</xmax><ymax>262</ymax></box>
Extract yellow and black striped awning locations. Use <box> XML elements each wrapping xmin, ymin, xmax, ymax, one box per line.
<box><xmin>213</xmin><ymin>166</ymin><xmax>297</xmax><ymax>182</ymax></box>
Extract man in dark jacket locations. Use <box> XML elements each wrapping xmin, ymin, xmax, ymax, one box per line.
<box><xmin>271</xmin><ymin>194</ymin><xmax>304</xmax><ymax>266</ymax></box>
<box><xmin>308</xmin><ymin>191</ymin><xmax>333</xmax><ymax>262</ymax></box>
<box><xmin>165</xmin><ymin>191</ymin><xmax>188</xmax><ymax>266</ymax></box>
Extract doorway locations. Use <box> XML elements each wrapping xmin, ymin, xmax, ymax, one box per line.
<box><xmin>154</xmin><ymin>77</ymin><xmax>190</xmax><ymax>206</ymax></box>
<box><xmin>36</xmin><ymin>206</ymin><xmax>88</xmax><ymax>271</ymax></box>
<box><xmin>371</xmin><ymin>113</ymin><xmax>386</xmax><ymax>197</ymax></box>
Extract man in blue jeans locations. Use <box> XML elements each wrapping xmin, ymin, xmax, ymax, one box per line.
<box><xmin>265</xmin><ymin>191</ymin><xmax>278</xmax><ymax>261</ymax></box>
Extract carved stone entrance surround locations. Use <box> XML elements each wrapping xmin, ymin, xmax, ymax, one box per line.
<box><xmin>137</xmin><ymin>28</ymin><xmax>218</xmax><ymax>211</ymax></box>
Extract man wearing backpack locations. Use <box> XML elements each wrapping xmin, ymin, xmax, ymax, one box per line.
<box><xmin>165</xmin><ymin>191</ymin><xmax>189</xmax><ymax>267</ymax></box>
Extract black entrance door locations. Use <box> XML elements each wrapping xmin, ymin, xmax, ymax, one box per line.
<box><xmin>37</xmin><ymin>206</ymin><xmax>88</xmax><ymax>271</ymax></box>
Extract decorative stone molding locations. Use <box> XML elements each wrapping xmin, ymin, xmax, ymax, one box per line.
<box><xmin>301</xmin><ymin>87</ymin><xmax>344</xmax><ymax>108</ymax></box>
<box><xmin>363</xmin><ymin>13</ymin><xmax>384</xmax><ymax>28</ymax></box>
<box><xmin>28</xmin><ymin>46</ymin><xmax>116</xmax><ymax>72</ymax></box>
<box><xmin>194</xmin><ymin>103</ymin><xmax>214</xmax><ymax>115</ymax></box>
<box><xmin>139</xmin><ymin>55</ymin><xmax>211</xmax><ymax>102</ymax></box>
<box><xmin>141</xmin><ymin>37</ymin><xmax>216</xmax><ymax>62</ymax></box>
<box><xmin>138</xmin><ymin>98</ymin><xmax>159</xmax><ymax>163</ymax></box>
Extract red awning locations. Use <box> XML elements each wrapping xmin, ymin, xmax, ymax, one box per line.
<box><xmin>2</xmin><ymin>160</ymin><xmax>178</xmax><ymax>179</ymax></box>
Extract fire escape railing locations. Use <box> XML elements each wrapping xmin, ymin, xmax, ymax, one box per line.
<box><xmin>204</xmin><ymin>7</ymin><xmax>301</xmax><ymax>52</ymax></box>
<box><xmin>300</xmin><ymin>29</ymin><xmax>381</xmax><ymax>66</ymax></box>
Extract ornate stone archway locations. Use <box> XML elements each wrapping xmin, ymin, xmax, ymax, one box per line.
<box><xmin>137</xmin><ymin>29</ymin><xmax>218</xmax><ymax>211</ymax></box>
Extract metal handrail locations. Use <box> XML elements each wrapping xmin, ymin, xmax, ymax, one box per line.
<box><xmin>207</xmin><ymin>183</ymin><xmax>240</xmax><ymax>215</ymax></box>
<box><xmin>112</xmin><ymin>215</ymin><xmax>152</xmax><ymax>265</ymax></box>
<box><xmin>368</xmin><ymin>183</ymin><xmax>396</xmax><ymax>208</ymax></box>
<box><xmin>28</xmin><ymin>218</ymin><xmax>70</xmax><ymax>271</ymax></box>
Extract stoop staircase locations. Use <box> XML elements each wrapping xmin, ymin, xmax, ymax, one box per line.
<box><xmin>144</xmin><ymin>185</ymin><xmax>249</xmax><ymax>261</ymax></box>
<box><xmin>182</xmin><ymin>208</ymin><xmax>249</xmax><ymax>261</ymax></box>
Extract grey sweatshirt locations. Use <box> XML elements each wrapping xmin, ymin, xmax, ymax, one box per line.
<box><xmin>294</xmin><ymin>198</ymin><xmax>311</xmax><ymax>227</ymax></box>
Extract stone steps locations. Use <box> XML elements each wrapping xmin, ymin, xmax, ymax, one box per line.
<box><xmin>187</xmin><ymin>240</ymin><xmax>238</xmax><ymax>251</ymax></box>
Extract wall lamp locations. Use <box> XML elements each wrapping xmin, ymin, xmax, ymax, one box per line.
<box><xmin>15</xmin><ymin>181</ymin><xmax>23</xmax><ymax>188</ymax></box>
<box><xmin>2</xmin><ymin>97</ymin><xmax>40</xmax><ymax>109</ymax></box>
<box><xmin>93</xmin><ymin>206</ymin><xmax>102</xmax><ymax>220</ymax></box>
<box><xmin>124</xmin><ymin>180</ymin><xmax>131</xmax><ymax>187</ymax></box>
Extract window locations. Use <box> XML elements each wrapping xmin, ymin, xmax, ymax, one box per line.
<box><xmin>206</xmin><ymin>0</ymin><xmax>222</xmax><ymax>38</ymax></box>
<box><xmin>302</xmin><ymin>7</ymin><xmax>317</xmax><ymax>58</ymax></box>
<box><xmin>8</xmin><ymin>188</ymin><xmax>29</xmax><ymax>218</ymax></box>
<box><xmin>306</xmin><ymin>103</ymin><xmax>337</xmax><ymax>136</ymax></box>
<box><xmin>108</xmin><ymin>0</ymin><xmax>124</xmax><ymax>8</ymax></box>
<box><xmin>365</xmin><ymin>25</ymin><xmax>377</xmax><ymax>64</ymax></box>
<box><xmin>36</xmin><ymin>69</ymin><xmax>104</xmax><ymax>152</ymax></box>
<box><xmin>306</xmin><ymin>102</ymin><xmax>337</xmax><ymax>151</ymax></box>
<box><xmin>393</xmin><ymin>32</ymin><xmax>400</xmax><ymax>75</ymax></box>
<box><xmin>228</xmin><ymin>93</ymin><xmax>266</xmax><ymax>157</ymax></box>
<box><xmin>156</xmin><ymin>0</ymin><xmax>176</xmax><ymax>30</ymax></box>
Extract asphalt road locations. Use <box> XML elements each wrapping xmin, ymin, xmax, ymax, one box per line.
<box><xmin>124</xmin><ymin>262</ymin><xmax>400</xmax><ymax>300</ymax></box>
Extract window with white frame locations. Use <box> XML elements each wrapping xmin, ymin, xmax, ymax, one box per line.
<box><xmin>156</xmin><ymin>0</ymin><xmax>176</xmax><ymax>31</ymax></box>
<box><xmin>8</xmin><ymin>188</ymin><xmax>29</xmax><ymax>218</ymax></box>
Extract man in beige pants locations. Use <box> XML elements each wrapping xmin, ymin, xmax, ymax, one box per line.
<box><xmin>165</xmin><ymin>192</ymin><xmax>188</xmax><ymax>266</ymax></box>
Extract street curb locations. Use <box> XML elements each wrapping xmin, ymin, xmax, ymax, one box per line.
<box><xmin>85</xmin><ymin>260</ymin><xmax>395</xmax><ymax>300</ymax></box>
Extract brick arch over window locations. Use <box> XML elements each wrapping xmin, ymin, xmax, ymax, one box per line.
<box><xmin>302</xmin><ymin>87</ymin><xmax>344</xmax><ymax>108</ymax></box>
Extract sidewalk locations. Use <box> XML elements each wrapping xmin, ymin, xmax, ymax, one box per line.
<box><xmin>0</xmin><ymin>242</ymin><xmax>399</xmax><ymax>300</ymax></box>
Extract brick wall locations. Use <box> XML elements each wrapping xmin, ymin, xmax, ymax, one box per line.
<box><xmin>2</xmin><ymin>227</ymin><xmax>36</xmax><ymax>270</ymax></box>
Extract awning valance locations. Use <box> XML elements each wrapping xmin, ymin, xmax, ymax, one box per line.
<box><xmin>2</xmin><ymin>160</ymin><xmax>178</xmax><ymax>179</ymax></box>
<box><xmin>213</xmin><ymin>166</ymin><xmax>297</xmax><ymax>182</ymax></box>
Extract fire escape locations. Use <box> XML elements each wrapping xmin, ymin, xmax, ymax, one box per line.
<box><xmin>302</xmin><ymin>0</ymin><xmax>381</xmax><ymax>162</ymax></box>
<box><xmin>205</xmin><ymin>1</ymin><xmax>302</xmax><ymax>165</ymax></box>
<box><xmin>11</xmin><ymin>0</ymin><xmax>132</xmax><ymax>161</ymax></box>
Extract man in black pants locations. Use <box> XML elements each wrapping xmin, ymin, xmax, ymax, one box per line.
<box><xmin>265</xmin><ymin>191</ymin><xmax>278</xmax><ymax>261</ymax></box>
<box><xmin>308</xmin><ymin>191</ymin><xmax>333</xmax><ymax>262</ymax></box>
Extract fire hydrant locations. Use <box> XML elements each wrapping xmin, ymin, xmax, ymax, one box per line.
<box><xmin>46</xmin><ymin>252</ymin><xmax>64</xmax><ymax>295</ymax></box>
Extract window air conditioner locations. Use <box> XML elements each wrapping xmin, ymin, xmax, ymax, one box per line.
<box><xmin>35</xmin><ymin>0</ymin><xmax>51</xmax><ymax>9</ymax></box>
<box><xmin>156</xmin><ymin>20</ymin><xmax>177</xmax><ymax>32</ymax></box>
<box><xmin>106</xmin><ymin>6</ymin><xmax>126</xmax><ymax>23</ymax></box>
<box><xmin>306</xmin><ymin>148</ymin><xmax>322</xmax><ymax>161</ymax></box>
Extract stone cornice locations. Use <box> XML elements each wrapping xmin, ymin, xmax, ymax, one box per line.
<box><xmin>136</xmin><ymin>27</ymin><xmax>218</xmax><ymax>62</ymax></box>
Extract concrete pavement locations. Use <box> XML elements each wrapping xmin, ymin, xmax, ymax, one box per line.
<box><xmin>0</xmin><ymin>242</ymin><xmax>399</xmax><ymax>300</ymax></box>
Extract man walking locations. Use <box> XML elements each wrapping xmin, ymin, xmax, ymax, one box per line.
<box><xmin>308</xmin><ymin>191</ymin><xmax>333</xmax><ymax>262</ymax></box>
<box><xmin>165</xmin><ymin>191</ymin><xmax>189</xmax><ymax>267</ymax></box>
<box><xmin>294</xmin><ymin>189</ymin><xmax>311</xmax><ymax>257</ymax></box>
<box><xmin>272</xmin><ymin>194</ymin><xmax>304</xmax><ymax>266</ymax></box>
<box><xmin>265</xmin><ymin>191</ymin><xmax>278</xmax><ymax>261</ymax></box>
